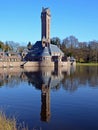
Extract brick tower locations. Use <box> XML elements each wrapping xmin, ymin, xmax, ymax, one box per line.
<box><xmin>41</xmin><ymin>7</ymin><xmax>51</xmax><ymax>47</ymax></box>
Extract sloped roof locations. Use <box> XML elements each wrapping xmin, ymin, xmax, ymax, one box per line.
<box><xmin>50</xmin><ymin>44</ymin><xmax>64</xmax><ymax>55</ymax></box>
<box><xmin>31</xmin><ymin>41</ymin><xmax>43</xmax><ymax>51</ymax></box>
<box><xmin>40</xmin><ymin>47</ymin><xmax>51</xmax><ymax>57</ymax></box>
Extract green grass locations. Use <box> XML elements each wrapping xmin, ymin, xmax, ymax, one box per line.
<box><xmin>0</xmin><ymin>111</ymin><xmax>28</xmax><ymax>130</ymax></box>
<box><xmin>76</xmin><ymin>62</ymin><xmax>98</xmax><ymax>66</ymax></box>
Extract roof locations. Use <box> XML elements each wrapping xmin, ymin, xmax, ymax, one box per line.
<box><xmin>40</xmin><ymin>47</ymin><xmax>51</xmax><ymax>57</ymax></box>
<box><xmin>31</xmin><ymin>41</ymin><xmax>43</xmax><ymax>51</ymax></box>
<box><xmin>25</xmin><ymin>41</ymin><xmax>64</xmax><ymax>59</ymax></box>
<box><xmin>50</xmin><ymin>44</ymin><xmax>64</xmax><ymax>55</ymax></box>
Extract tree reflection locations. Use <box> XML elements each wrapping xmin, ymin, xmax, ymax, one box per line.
<box><xmin>62</xmin><ymin>66</ymin><xmax>98</xmax><ymax>91</ymax></box>
<box><xmin>0</xmin><ymin>68</ymin><xmax>25</xmax><ymax>88</ymax></box>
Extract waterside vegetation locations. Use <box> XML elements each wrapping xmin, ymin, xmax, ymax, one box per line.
<box><xmin>0</xmin><ymin>111</ymin><xmax>28</xmax><ymax>130</ymax></box>
<box><xmin>77</xmin><ymin>63</ymin><xmax>98</xmax><ymax>66</ymax></box>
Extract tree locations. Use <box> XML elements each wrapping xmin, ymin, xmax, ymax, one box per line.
<box><xmin>17</xmin><ymin>46</ymin><xmax>26</xmax><ymax>53</ymax></box>
<box><xmin>27</xmin><ymin>42</ymin><xmax>32</xmax><ymax>50</ymax></box>
<box><xmin>51</xmin><ymin>37</ymin><xmax>61</xmax><ymax>47</ymax></box>
<box><xmin>61</xmin><ymin>36</ymin><xmax>79</xmax><ymax>57</ymax></box>
<box><xmin>5</xmin><ymin>41</ymin><xmax>20</xmax><ymax>52</ymax></box>
<box><xmin>88</xmin><ymin>40</ymin><xmax>98</xmax><ymax>62</ymax></box>
<box><xmin>4</xmin><ymin>43</ymin><xmax>11</xmax><ymax>52</ymax></box>
<box><xmin>0</xmin><ymin>41</ymin><xmax>4</xmax><ymax>50</ymax></box>
<box><xmin>62</xmin><ymin>35</ymin><xmax>79</xmax><ymax>49</ymax></box>
<box><xmin>76</xmin><ymin>42</ymin><xmax>89</xmax><ymax>62</ymax></box>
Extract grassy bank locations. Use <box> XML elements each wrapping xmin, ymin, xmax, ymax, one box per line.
<box><xmin>76</xmin><ymin>63</ymin><xmax>98</xmax><ymax>66</ymax></box>
<box><xmin>0</xmin><ymin>112</ymin><xmax>28</xmax><ymax>130</ymax></box>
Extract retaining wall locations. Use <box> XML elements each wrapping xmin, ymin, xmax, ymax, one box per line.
<box><xmin>0</xmin><ymin>61</ymin><xmax>76</xmax><ymax>68</ymax></box>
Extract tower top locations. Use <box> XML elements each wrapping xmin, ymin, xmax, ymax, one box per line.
<box><xmin>42</xmin><ymin>7</ymin><xmax>50</xmax><ymax>15</ymax></box>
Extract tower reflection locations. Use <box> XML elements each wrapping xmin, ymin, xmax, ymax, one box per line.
<box><xmin>24</xmin><ymin>66</ymin><xmax>76</xmax><ymax>122</ymax></box>
<box><xmin>41</xmin><ymin>84</ymin><xmax>50</xmax><ymax>122</ymax></box>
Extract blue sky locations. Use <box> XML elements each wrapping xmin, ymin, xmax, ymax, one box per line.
<box><xmin>0</xmin><ymin>0</ymin><xmax>98</xmax><ymax>45</ymax></box>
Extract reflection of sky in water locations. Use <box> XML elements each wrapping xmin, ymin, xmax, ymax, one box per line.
<box><xmin>0</xmin><ymin>66</ymin><xmax>98</xmax><ymax>130</ymax></box>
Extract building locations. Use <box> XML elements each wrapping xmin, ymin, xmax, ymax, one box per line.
<box><xmin>0</xmin><ymin>49</ymin><xmax>21</xmax><ymax>62</ymax></box>
<box><xmin>25</xmin><ymin>7</ymin><xmax>65</xmax><ymax>64</ymax></box>
<box><xmin>24</xmin><ymin>68</ymin><xmax>64</xmax><ymax>122</ymax></box>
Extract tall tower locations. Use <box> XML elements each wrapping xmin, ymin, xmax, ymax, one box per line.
<box><xmin>41</xmin><ymin>7</ymin><xmax>51</xmax><ymax>46</ymax></box>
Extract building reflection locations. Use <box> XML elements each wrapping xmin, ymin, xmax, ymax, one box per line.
<box><xmin>24</xmin><ymin>66</ymin><xmax>74</xmax><ymax>122</ymax></box>
<box><xmin>0</xmin><ymin>66</ymin><xmax>76</xmax><ymax>122</ymax></box>
<box><xmin>0</xmin><ymin>67</ymin><xmax>27</xmax><ymax>87</ymax></box>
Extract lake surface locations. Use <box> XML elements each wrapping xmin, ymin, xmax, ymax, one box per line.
<box><xmin>0</xmin><ymin>65</ymin><xmax>98</xmax><ymax>130</ymax></box>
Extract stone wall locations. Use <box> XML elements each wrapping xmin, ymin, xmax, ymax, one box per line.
<box><xmin>0</xmin><ymin>62</ymin><xmax>22</xmax><ymax>68</ymax></box>
<box><xmin>22</xmin><ymin>61</ymin><xmax>39</xmax><ymax>67</ymax></box>
<box><xmin>39</xmin><ymin>61</ymin><xmax>54</xmax><ymax>67</ymax></box>
<box><xmin>0</xmin><ymin>61</ymin><xmax>39</xmax><ymax>68</ymax></box>
<box><xmin>0</xmin><ymin>61</ymin><xmax>76</xmax><ymax>68</ymax></box>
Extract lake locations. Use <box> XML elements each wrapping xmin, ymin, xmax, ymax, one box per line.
<box><xmin>0</xmin><ymin>65</ymin><xmax>98</xmax><ymax>130</ymax></box>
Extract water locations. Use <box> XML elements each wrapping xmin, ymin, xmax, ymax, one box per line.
<box><xmin>0</xmin><ymin>66</ymin><xmax>98</xmax><ymax>130</ymax></box>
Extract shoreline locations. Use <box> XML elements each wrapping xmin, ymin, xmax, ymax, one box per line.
<box><xmin>76</xmin><ymin>63</ymin><xmax>98</xmax><ymax>66</ymax></box>
<box><xmin>0</xmin><ymin>61</ymin><xmax>76</xmax><ymax>68</ymax></box>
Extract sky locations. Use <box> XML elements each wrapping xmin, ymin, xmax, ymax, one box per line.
<box><xmin>0</xmin><ymin>0</ymin><xmax>98</xmax><ymax>45</ymax></box>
